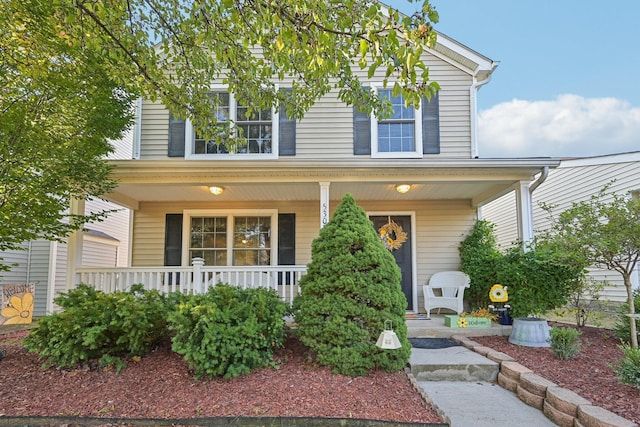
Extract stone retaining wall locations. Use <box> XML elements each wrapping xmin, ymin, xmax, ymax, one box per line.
<box><xmin>452</xmin><ymin>336</ymin><xmax>638</xmax><ymax>427</ymax></box>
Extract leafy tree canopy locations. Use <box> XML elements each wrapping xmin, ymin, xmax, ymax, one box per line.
<box><xmin>1</xmin><ymin>1</ymin><xmax>136</xmax><ymax>264</ymax></box>
<box><xmin>6</xmin><ymin>0</ymin><xmax>439</xmax><ymax>140</ymax></box>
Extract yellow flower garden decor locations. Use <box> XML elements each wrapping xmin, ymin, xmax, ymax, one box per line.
<box><xmin>489</xmin><ymin>284</ymin><xmax>508</xmax><ymax>303</ymax></box>
<box><xmin>456</xmin><ymin>317</ymin><xmax>468</xmax><ymax>328</ymax></box>
<box><xmin>1</xmin><ymin>292</ymin><xmax>34</xmax><ymax>324</ymax></box>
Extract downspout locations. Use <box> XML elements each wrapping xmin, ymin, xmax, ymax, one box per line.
<box><xmin>522</xmin><ymin>166</ymin><xmax>549</xmax><ymax>251</ymax></box>
<box><xmin>470</xmin><ymin>62</ymin><xmax>498</xmax><ymax>158</ymax></box>
<box><xmin>529</xmin><ymin>166</ymin><xmax>549</xmax><ymax>195</ymax></box>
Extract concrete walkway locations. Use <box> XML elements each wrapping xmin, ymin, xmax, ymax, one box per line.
<box><xmin>418</xmin><ymin>380</ymin><xmax>558</xmax><ymax>426</ymax></box>
<box><xmin>406</xmin><ymin>316</ymin><xmax>559</xmax><ymax>426</ymax></box>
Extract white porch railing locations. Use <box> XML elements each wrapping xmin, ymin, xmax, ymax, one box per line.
<box><xmin>75</xmin><ymin>259</ymin><xmax>306</xmax><ymax>304</ymax></box>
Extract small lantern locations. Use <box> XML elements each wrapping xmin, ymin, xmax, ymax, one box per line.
<box><xmin>376</xmin><ymin>320</ymin><xmax>402</xmax><ymax>349</ymax></box>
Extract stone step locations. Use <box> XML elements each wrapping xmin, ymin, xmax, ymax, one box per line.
<box><xmin>407</xmin><ymin>322</ymin><xmax>512</xmax><ymax>339</ymax></box>
<box><xmin>409</xmin><ymin>346</ymin><xmax>499</xmax><ymax>382</ymax></box>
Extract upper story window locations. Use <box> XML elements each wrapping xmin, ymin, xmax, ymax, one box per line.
<box><xmin>168</xmin><ymin>87</ymin><xmax>296</xmax><ymax>159</ymax></box>
<box><xmin>375</xmin><ymin>90</ymin><xmax>419</xmax><ymax>156</ymax></box>
<box><xmin>353</xmin><ymin>86</ymin><xmax>440</xmax><ymax>158</ymax></box>
<box><xmin>187</xmin><ymin>91</ymin><xmax>277</xmax><ymax>159</ymax></box>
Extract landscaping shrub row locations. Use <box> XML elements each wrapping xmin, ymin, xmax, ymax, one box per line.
<box><xmin>23</xmin><ymin>283</ymin><xmax>289</xmax><ymax>378</ymax></box>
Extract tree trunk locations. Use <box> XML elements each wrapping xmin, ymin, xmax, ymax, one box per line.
<box><xmin>623</xmin><ymin>272</ymin><xmax>638</xmax><ymax>348</ymax></box>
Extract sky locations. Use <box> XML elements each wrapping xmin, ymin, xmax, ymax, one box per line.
<box><xmin>386</xmin><ymin>0</ymin><xmax>640</xmax><ymax>158</ymax></box>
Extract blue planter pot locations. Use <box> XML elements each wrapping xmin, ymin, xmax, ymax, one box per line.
<box><xmin>498</xmin><ymin>310</ymin><xmax>513</xmax><ymax>325</ymax></box>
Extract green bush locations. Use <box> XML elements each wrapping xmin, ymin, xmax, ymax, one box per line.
<box><xmin>614</xmin><ymin>289</ymin><xmax>640</xmax><ymax>344</ymax></box>
<box><xmin>496</xmin><ymin>243</ymin><xmax>584</xmax><ymax>318</ymax></box>
<box><xmin>167</xmin><ymin>284</ymin><xmax>288</xmax><ymax>379</ymax></box>
<box><xmin>23</xmin><ymin>284</ymin><xmax>169</xmax><ymax>371</ymax></box>
<box><xmin>460</xmin><ymin>220</ymin><xmax>586</xmax><ymax>319</ymax></box>
<box><xmin>548</xmin><ymin>326</ymin><xmax>581</xmax><ymax>360</ymax></box>
<box><xmin>613</xmin><ymin>343</ymin><xmax>640</xmax><ymax>389</ymax></box>
<box><xmin>293</xmin><ymin>194</ymin><xmax>410</xmax><ymax>377</ymax></box>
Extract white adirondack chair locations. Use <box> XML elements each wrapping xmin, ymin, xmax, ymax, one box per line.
<box><xmin>423</xmin><ymin>271</ymin><xmax>470</xmax><ymax>318</ymax></box>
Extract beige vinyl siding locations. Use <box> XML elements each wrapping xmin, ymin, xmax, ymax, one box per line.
<box><xmin>131</xmin><ymin>199</ymin><xmax>476</xmax><ymax>313</ymax></box>
<box><xmin>481</xmin><ymin>154</ymin><xmax>640</xmax><ymax>302</ymax></box>
<box><xmin>137</xmin><ymin>50</ymin><xmax>474</xmax><ymax>161</ymax></box>
<box><xmin>132</xmin><ymin>201</ymin><xmax>319</xmax><ymax>266</ymax></box>
<box><xmin>139</xmin><ymin>101</ymin><xmax>171</xmax><ymax>160</ymax></box>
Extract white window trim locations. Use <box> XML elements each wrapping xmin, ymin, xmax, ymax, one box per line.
<box><xmin>185</xmin><ymin>85</ymin><xmax>279</xmax><ymax>160</ymax></box>
<box><xmin>181</xmin><ymin>209</ymin><xmax>278</xmax><ymax>266</ymax></box>
<box><xmin>370</xmin><ymin>85</ymin><xmax>423</xmax><ymax>159</ymax></box>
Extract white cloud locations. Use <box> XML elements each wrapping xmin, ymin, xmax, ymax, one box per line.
<box><xmin>477</xmin><ymin>95</ymin><xmax>640</xmax><ymax>158</ymax></box>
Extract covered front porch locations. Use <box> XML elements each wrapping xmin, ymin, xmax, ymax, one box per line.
<box><xmin>65</xmin><ymin>158</ymin><xmax>560</xmax><ymax>315</ymax></box>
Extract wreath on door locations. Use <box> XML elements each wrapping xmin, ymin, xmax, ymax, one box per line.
<box><xmin>378</xmin><ymin>219</ymin><xmax>407</xmax><ymax>251</ymax></box>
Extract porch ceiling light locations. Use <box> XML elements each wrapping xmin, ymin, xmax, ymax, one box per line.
<box><xmin>395</xmin><ymin>184</ymin><xmax>411</xmax><ymax>194</ymax></box>
<box><xmin>209</xmin><ymin>186</ymin><xmax>224</xmax><ymax>195</ymax></box>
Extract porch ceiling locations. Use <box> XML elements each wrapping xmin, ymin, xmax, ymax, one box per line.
<box><xmin>105</xmin><ymin>158</ymin><xmax>560</xmax><ymax>209</ymax></box>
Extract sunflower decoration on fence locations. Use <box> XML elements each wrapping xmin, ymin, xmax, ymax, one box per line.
<box><xmin>378</xmin><ymin>219</ymin><xmax>407</xmax><ymax>251</ymax></box>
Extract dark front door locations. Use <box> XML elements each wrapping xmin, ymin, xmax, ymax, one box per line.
<box><xmin>370</xmin><ymin>215</ymin><xmax>413</xmax><ymax>311</ymax></box>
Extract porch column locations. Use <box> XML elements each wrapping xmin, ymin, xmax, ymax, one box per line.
<box><xmin>319</xmin><ymin>181</ymin><xmax>330</xmax><ymax>228</ymax></box>
<box><xmin>65</xmin><ymin>198</ymin><xmax>85</xmax><ymax>290</ymax></box>
<box><xmin>514</xmin><ymin>181</ymin><xmax>534</xmax><ymax>249</ymax></box>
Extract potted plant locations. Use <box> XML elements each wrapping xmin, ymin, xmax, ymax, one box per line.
<box><xmin>488</xmin><ymin>284</ymin><xmax>512</xmax><ymax>325</ymax></box>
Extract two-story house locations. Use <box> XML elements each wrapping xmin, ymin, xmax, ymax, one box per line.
<box><xmin>72</xmin><ymin>31</ymin><xmax>560</xmax><ymax>315</ymax></box>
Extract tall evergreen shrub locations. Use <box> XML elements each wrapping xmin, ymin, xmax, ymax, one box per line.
<box><xmin>293</xmin><ymin>194</ymin><xmax>410</xmax><ymax>376</ymax></box>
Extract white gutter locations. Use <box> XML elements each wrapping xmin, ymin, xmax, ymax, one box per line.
<box><xmin>470</xmin><ymin>62</ymin><xmax>499</xmax><ymax>158</ymax></box>
<box><xmin>529</xmin><ymin>166</ymin><xmax>549</xmax><ymax>195</ymax></box>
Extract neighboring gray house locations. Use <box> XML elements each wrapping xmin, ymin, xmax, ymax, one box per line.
<box><xmin>481</xmin><ymin>151</ymin><xmax>640</xmax><ymax>302</ymax></box>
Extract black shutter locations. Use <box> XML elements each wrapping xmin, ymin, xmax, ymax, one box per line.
<box><xmin>277</xmin><ymin>213</ymin><xmax>296</xmax><ymax>285</ymax></box>
<box><xmin>164</xmin><ymin>214</ymin><xmax>183</xmax><ymax>266</ymax></box>
<box><xmin>168</xmin><ymin>112</ymin><xmax>186</xmax><ymax>157</ymax></box>
<box><xmin>278</xmin><ymin>213</ymin><xmax>295</xmax><ymax>265</ymax></box>
<box><xmin>279</xmin><ymin>91</ymin><xmax>296</xmax><ymax>155</ymax></box>
<box><xmin>422</xmin><ymin>92</ymin><xmax>440</xmax><ymax>154</ymax></box>
<box><xmin>353</xmin><ymin>106</ymin><xmax>371</xmax><ymax>155</ymax></box>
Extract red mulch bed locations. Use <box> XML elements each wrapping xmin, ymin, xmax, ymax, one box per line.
<box><xmin>473</xmin><ymin>323</ymin><xmax>640</xmax><ymax>424</ymax></box>
<box><xmin>0</xmin><ymin>330</ymin><xmax>442</xmax><ymax>424</ymax></box>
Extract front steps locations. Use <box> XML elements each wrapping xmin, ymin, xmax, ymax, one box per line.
<box><xmin>409</xmin><ymin>346</ymin><xmax>499</xmax><ymax>382</ymax></box>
